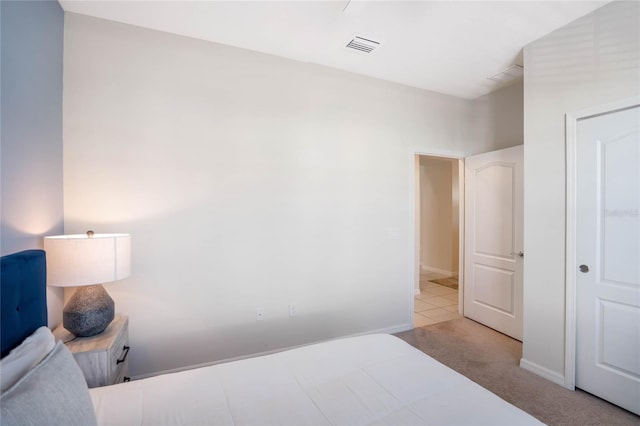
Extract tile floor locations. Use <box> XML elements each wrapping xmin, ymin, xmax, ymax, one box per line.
<box><xmin>414</xmin><ymin>271</ymin><xmax>460</xmax><ymax>327</ymax></box>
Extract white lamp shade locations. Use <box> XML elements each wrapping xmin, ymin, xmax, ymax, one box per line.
<box><xmin>44</xmin><ymin>233</ymin><xmax>131</xmax><ymax>287</ymax></box>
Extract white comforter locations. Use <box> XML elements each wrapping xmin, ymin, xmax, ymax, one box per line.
<box><xmin>90</xmin><ymin>334</ymin><xmax>542</xmax><ymax>425</ymax></box>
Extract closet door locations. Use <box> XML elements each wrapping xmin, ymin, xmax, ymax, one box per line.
<box><xmin>575</xmin><ymin>105</ymin><xmax>640</xmax><ymax>415</ymax></box>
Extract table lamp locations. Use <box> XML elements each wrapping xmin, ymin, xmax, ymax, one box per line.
<box><xmin>44</xmin><ymin>231</ymin><xmax>131</xmax><ymax>337</ymax></box>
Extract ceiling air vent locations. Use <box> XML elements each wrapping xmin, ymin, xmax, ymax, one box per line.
<box><xmin>345</xmin><ymin>36</ymin><xmax>380</xmax><ymax>54</ymax></box>
<box><xmin>489</xmin><ymin>64</ymin><xmax>523</xmax><ymax>83</ymax></box>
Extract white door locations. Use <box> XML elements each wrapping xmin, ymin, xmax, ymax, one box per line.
<box><xmin>464</xmin><ymin>145</ymin><xmax>523</xmax><ymax>340</ymax></box>
<box><xmin>575</xmin><ymin>105</ymin><xmax>640</xmax><ymax>415</ymax></box>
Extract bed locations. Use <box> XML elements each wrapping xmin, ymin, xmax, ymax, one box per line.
<box><xmin>1</xmin><ymin>250</ymin><xmax>543</xmax><ymax>425</ymax></box>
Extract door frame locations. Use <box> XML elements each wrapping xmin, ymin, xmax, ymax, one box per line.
<box><xmin>411</xmin><ymin>149</ymin><xmax>466</xmax><ymax>321</ymax></box>
<box><xmin>564</xmin><ymin>95</ymin><xmax>640</xmax><ymax>390</ymax></box>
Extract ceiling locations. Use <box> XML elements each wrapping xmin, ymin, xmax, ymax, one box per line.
<box><xmin>58</xmin><ymin>0</ymin><xmax>610</xmax><ymax>99</ymax></box>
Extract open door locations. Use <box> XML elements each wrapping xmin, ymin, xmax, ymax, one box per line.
<box><xmin>464</xmin><ymin>145</ymin><xmax>524</xmax><ymax>340</ymax></box>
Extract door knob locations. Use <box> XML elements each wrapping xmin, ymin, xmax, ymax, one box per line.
<box><xmin>518</xmin><ymin>251</ymin><xmax>524</xmax><ymax>258</ymax></box>
<box><xmin>579</xmin><ymin>264</ymin><xmax>589</xmax><ymax>273</ymax></box>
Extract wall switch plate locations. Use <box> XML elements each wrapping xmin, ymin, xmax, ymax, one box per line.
<box><xmin>289</xmin><ymin>303</ymin><xmax>297</xmax><ymax>317</ymax></box>
<box><xmin>256</xmin><ymin>307</ymin><xmax>264</xmax><ymax>321</ymax></box>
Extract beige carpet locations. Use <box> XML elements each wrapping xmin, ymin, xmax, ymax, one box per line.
<box><xmin>394</xmin><ymin>318</ymin><xmax>639</xmax><ymax>426</ymax></box>
<box><xmin>428</xmin><ymin>276</ymin><xmax>458</xmax><ymax>289</ymax></box>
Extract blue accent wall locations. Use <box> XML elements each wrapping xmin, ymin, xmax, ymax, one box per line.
<box><xmin>1</xmin><ymin>0</ymin><xmax>64</xmax><ymax>255</ymax></box>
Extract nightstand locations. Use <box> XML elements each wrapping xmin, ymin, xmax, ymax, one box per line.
<box><xmin>53</xmin><ymin>315</ymin><xmax>130</xmax><ymax>388</ymax></box>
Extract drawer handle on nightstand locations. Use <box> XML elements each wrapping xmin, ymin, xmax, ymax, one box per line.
<box><xmin>116</xmin><ymin>345</ymin><xmax>130</xmax><ymax>365</ymax></box>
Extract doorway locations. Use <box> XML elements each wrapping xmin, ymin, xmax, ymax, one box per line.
<box><xmin>413</xmin><ymin>146</ymin><xmax>525</xmax><ymax>338</ymax></box>
<box><xmin>414</xmin><ymin>155</ymin><xmax>463</xmax><ymax>327</ymax></box>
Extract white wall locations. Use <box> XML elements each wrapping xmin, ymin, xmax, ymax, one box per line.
<box><xmin>1</xmin><ymin>0</ymin><xmax>65</xmax><ymax>327</ymax></box>
<box><xmin>470</xmin><ymin>80</ymin><xmax>524</xmax><ymax>154</ymax></box>
<box><xmin>522</xmin><ymin>0</ymin><xmax>639</xmax><ymax>380</ymax></box>
<box><xmin>419</xmin><ymin>157</ymin><xmax>455</xmax><ymax>275</ymax></box>
<box><xmin>62</xmin><ymin>13</ymin><xmax>496</xmax><ymax>377</ymax></box>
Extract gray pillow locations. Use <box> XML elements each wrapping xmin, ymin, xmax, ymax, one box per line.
<box><xmin>0</xmin><ymin>341</ymin><xmax>97</xmax><ymax>426</ymax></box>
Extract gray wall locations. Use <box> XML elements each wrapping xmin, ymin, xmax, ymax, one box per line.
<box><xmin>470</xmin><ymin>80</ymin><xmax>524</xmax><ymax>152</ymax></box>
<box><xmin>62</xmin><ymin>13</ymin><xmax>511</xmax><ymax>378</ymax></box>
<box><xmin>522</xmin><ymin>0</ymin><xmax>639</xmax><ymax>382</ymax></box>
<box><xmin>1</xmin><ymin>0</ymin><xmax>65</xmax><ymax>326</ymax></box>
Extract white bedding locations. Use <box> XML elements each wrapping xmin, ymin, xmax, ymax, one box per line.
<box><xmin>90</xmin><ymin>334</ymin><xmax>543</xmax><ymax>425</ymax></box>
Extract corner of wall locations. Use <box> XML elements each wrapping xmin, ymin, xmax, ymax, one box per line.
<box><xmin>519</xmin><ymin>357</ymin><xmax>567</xmax><ymax>388</ymax></box>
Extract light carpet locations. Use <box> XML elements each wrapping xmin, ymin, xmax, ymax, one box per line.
<box><xmin>394</xmin><ymin>318</ymin><xmax>639</xmax><ymax>426</ymax></box>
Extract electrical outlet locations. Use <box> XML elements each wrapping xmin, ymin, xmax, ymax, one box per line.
<box><xmin>256</xmin><ymin>307</ymin><xmax>264</xmax><ymax>321</ymax></box>
<box><xmin>289</xmin><ymin>303</ymin><xmax>297</xmax><ymax>318</ymax></box>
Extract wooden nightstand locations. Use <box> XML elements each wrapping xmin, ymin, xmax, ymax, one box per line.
<box><xmin>53</xmin><ymin>315</ymin><xmax>130</xmax><ymax>388</ymax></box>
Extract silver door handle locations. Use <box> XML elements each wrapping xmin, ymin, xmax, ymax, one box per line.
<box><xmin>579</xmin><ymin>264</ymin><xmax>589</xmax><ymax>273</ymax></box>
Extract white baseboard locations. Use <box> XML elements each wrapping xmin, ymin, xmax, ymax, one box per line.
<box><xmin>133</xmin><ymin>323</ymin><xmax>414</xmax><ymax>381</ymax></box>
<box><xmin>421</xmin><ymin>265</ymin><xmax>453</xmax><ymax>276</ymax></box>
<box><xmin>519</xmin><ymin>358</ymin><xmax>566</xmax><ymax>387</ymax></box>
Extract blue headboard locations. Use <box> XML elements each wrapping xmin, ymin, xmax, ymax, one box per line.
<box><xmin>1</xmin><ymin>250</ymin><xmax>48</xmax><ymax>358</ymax></box>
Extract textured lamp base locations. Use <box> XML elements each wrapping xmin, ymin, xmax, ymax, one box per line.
<box><xmin>63</xmin><ymin>284</ymin><xmax>115</xmax><ymax>337</ymax></box>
